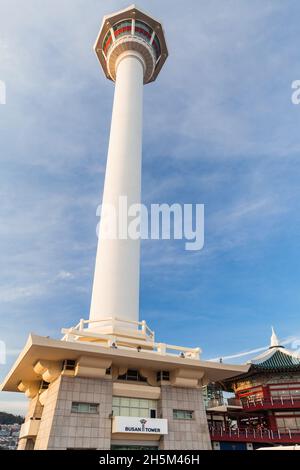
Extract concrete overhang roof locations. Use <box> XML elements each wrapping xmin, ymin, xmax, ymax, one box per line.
<box><xmin>1</xmin><ymin>334</ymin><xmax>249</xmax><ymax>392</ymax></box>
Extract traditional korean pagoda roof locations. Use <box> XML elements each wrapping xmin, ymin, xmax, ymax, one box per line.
<box><xmin>247</xmin><ymin>327</ymin><xmax>300</xmax><ymax>372</ymax></box>
<box><xmin>222</xmin><ymin>328</ymin><xmax>300</xmax><ymax>390</ymax></box>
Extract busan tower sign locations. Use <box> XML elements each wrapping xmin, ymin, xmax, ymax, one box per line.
<box><xmin>90</xmin><ymin>5</ymin><xmax>168</xmax><ymax>332</ymax></box>
<box><xmin>1</xmin><ymin>5</ymin><xmax>247</xmax><ymax>451</ymax></box>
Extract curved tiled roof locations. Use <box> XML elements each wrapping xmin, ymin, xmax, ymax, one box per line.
<box><xmin>251</xmin><ymin>348</ymin><xmax>300</xmax><ymax>372</ymax></box>
<box><xmin>245</xmin><ymin>328</ymin><xmax>300</xmax><ymax>372</ymax></box>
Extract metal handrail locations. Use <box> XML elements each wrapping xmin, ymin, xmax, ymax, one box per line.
<box><xmin>242</xmin><ymin>396</ymin><xmax>300</xmax><ymax>409</ymax></box>
<box><xmin>61</xmin><ymin>318</ymin><xmax>201</xmax><ymax>360</ymax></box>
<box><xmin>209</xmin><ymin>425</ymin><xmax>300</xmax><ymax>441</ymax></box>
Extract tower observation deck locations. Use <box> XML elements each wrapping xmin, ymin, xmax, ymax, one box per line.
<box><xmin>94</xmin><ymin>4</ymin><xmax>168</xmax><ymax>84</ymax></box>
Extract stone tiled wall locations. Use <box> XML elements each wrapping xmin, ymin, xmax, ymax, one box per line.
<box><xmin>21</xmin><ymin>376</ymin><xmax>211</xmax><ymax>450</ymax></box>
<box><xmin>34</xmin><ymin>376</ymin><xmax>61</xmax><ymax>449</ymax></box>
<box><xmin>35</xmin><ymin>375</ymin><xmax>112</xmax><ymax>449</ymax></box>
<box><xmin>158</xmin><ymin>385</ymin><xmax>211</xmax><ymax>450</ymax></box>
<box><xmin>25</xmin><ymin>395</ymin><xmax>43</xmax><ymax>419</ymax></box>
<box><xmin>18</xmin><ymin>395</ymin><xmax>44</xmax><ymax>450</ymax></box>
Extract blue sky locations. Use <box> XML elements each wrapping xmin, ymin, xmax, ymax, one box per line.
<box><xmin>1</xmin><ymin>0</ymin><xmax>300</xmax><ymax>414</ymax></box>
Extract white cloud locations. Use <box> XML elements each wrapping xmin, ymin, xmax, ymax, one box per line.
<box><xmin>0</xmin><ymin>284</ymin><xmax>45</xmax><ymax>303</ymax></box>
<box><xmin>56</xmin><ymin>270</ymin><xmax>75</xmax><ymax>280</ymax></box>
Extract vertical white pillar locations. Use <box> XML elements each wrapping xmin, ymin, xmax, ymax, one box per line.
<box><xmin>89</xmin><ymin>52</ymin><xmax>145</xmax><ymax>329</ymax></box>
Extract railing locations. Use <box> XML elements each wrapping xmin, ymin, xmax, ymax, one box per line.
<box><xmin>61</xmin><ymin>318</ymin><xmax>201</xmax><ymax>360</ymax></box>
<box><xmin>209</xmin><ymin>426</ymin><xmax>300</xmax><ymax>444</ymax></box>
<box><xmin>206</xmin><ymin>397</ymin><xmax>242</xmax><ymax>409</ymax></box>
<box><xmin>241</xmin><ymin>396</ymin><xmax>300</xmax><ymax>411</ymax></box>
<box><xmin>70</xmin><ymin>317</ymin><xmax>155</xmax><ymax>340</ymax></box>
<box><xmin>207</xmin><ymin>399</ymin><xmax>225</xmax><ymax>408</ymax></box>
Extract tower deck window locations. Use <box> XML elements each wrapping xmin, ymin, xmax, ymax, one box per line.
<box><xmin>103</xmin><ymin>30</ymin><xmax>112</xmax><ymax>56</ymax></box>
<box><xmin>135</xmin><ymin>20</ymin><xmax>152</xmax><ymax>43</ymax></box>
<box><xmin>113</xmin><ymin>20</ymin><xmax>132</xmax><ymax>39</ymax></box>
<box><xmin>101</xmin><ymin>18</ymin><xmax>162</xmax><ymax>63</ymax></box>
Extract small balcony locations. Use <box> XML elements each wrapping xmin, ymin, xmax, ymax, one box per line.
<box><xmin>241</xmin><ymin>396</ymin><xmax>300</xmax><ymax>411</ymax></box>
<box><xmin>209</xmin><ymin>426</ymin><xmax>300</xmax><ymax>444</ymax></box>
<box><xmin>19</xmin><ymin>419</ymin><xmax>41</xmax><ymax>439</ymax></box>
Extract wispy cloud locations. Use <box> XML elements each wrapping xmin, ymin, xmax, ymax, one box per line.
<box><xmin>56</xmin><ymin>270</ymin><xmax>75</xmax><ymax>281</ymax></box>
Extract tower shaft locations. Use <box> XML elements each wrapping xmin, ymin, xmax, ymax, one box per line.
<box><xmin>89</xmin><ymin>52</ymin><xmax>144</xmax><ymax>328</ymax></box>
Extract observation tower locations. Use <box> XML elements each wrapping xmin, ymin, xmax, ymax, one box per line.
<box><xmin>89</xmin><ymin>5</ymin><xmax>168</xmax><ymax>333</ymax></box>
<box><xmin>1</xmin><ymin>6</ymin><xmax>247</xmax><ymax>451</ymax></box>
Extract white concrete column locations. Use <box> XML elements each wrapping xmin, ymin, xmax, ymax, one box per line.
<box><xmin>89</xmin><ymin>52</ymin><xmax>145</xmax><ymax>329</ymax></box>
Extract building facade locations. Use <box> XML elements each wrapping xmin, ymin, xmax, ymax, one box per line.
<box><xmin>3</xmin><ymin>332</ymin><xmax>245</xmax><ymax>450</ymax></box>
<box><xmin>207</xmin><ymin>329</ymin><xmax>300</xmax><ymax>450</ymax></box>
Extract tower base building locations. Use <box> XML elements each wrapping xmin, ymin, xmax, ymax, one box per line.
<box><xmin>2</xmin><ymin>321</ymin><xmax>246</xmax><ymax>450</ymax></box>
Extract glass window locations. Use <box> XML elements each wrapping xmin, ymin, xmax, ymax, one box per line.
<box><xmin>284</xmin><ymin>418</ymin><xmax>297</xmax><ymax>429</ymax></box>
<box><xmin>152</xmin><ymin>34</ymin><xmax>161</xmax><ymax>60</ymax></box>
<box><xmin>102</xmin><ymin>19</ymin><xmax>161</xmax><ymax>64</ymax></box>
<box><xmin>135</xmin><ymin>20</ymin><xmax>152</xmax><ymax>43</ymax></box>
<box><xmin>130</xmin><ymin>408</ymin><xmax>140</xmax><ymax>417</ymax></box>
<box><xmin>40</xmin><ymin>380</ymin><xmax>49</xmax><ymax>390</ymax></box>
<box><xmin>157</xmin><ymin>371</ymin><xmax>170</xmax><ymax>382</ymax></box>
<box><xmin>113</xmin><ymin>20</ymin><xmax>132</xmax><ymax>40</ymax></box>
<box><xmin>135</xmin><ymin>21</ymin><xmax>161</xmax><ymax>62</ymax></box>
<box><xmin>121</xmin><ymin>397</ymin><xmax>130</xmax><ymax>406</ymax></box>
<box><xmin>112</xmin><ymin>396</ymin><xmax>157</xmax><ymax>418</ymax></box>
<box><xmin>80</xmin><ymin>403</ymin><xmax>89</xmax><ymax>413</ymax></box>
<box><xmin>103</xmin><ymin>30</ymin><xmax>112</xmax><ymax>56</ymax></box>
<box><xmin>276</xmin><ymin>418</ymin><xmax>284</xmax><ymax>429</ymax></box>
<box><xmin>117</xmin><ymin>369</ymin><xmax>147</xmax><ymax>382</ymax></box>
<box><xmin>173</xmin><ymin>409</ymin><xmax>194</xmax><ymax>420</ymax></box>
<box><xmin>113</xmin><ymin>396</ymin><xmax>120</xmax><ymax>406</ymax></box>
<box><xmin>71</xmin><ymin>402</ymin><xmax>99</xmax><ymax>414</ymax></box>
<box><xmin>130</xmin><ymin>398</ymin><xmax>139</xmax><ymax>407</ymax></box>
<box><xmin>276</xmin><ymin>416</ymin><xmax>300</xmax><ymax>431</ymax></box>
<box><xmin>62</xmin><ymin>360</ymin><xmax>76</xmax><ymax>371</ymax></box>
